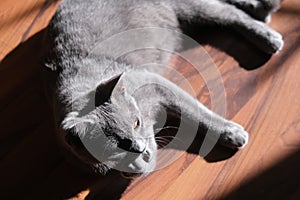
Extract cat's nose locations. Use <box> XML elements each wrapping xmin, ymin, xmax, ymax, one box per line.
<box><xmin>132</xmin><ymin>139</ymin><xmax>146</xmax><ymax>153</ymax></box>
<box><xmin>117</xmin><ymin>138</ymin><xmax>146</xmax><ymax>153</ymax></box>
<box><xmin>142</xmin><ymin>149</ymin><xmax>151</xmax><ymax>163</ymax></box>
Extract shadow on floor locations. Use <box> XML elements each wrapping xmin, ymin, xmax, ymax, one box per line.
<box><xmin>221</xmin><ymin>148</ymin><xmax>300</xmax><ymax>200</ymax></box>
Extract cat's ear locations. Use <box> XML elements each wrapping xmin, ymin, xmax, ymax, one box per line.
<box><xmin>95</xmin><ymin>74</ymin><xmax>123</xmax><ymax>107</ymax></box>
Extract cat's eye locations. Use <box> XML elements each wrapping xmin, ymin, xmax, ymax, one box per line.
<box><xmin>133</xmin><ymin>118</ymin><xmax>140</xmax><ymax>129</ymax></box>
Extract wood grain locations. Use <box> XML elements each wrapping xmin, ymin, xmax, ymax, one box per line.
<box><xmin>0</xmin><ymin>0</ymin><xmax>300</xmax><ymax>199</ymax></box>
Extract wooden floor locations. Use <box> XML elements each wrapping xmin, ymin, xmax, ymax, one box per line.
<box><xmin>1</xmin><ymin>0</ymin><xmax>300</xmax><ymax>199</ymax></box>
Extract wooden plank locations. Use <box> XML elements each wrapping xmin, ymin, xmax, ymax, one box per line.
<box><xmin>0</xmin><ymin>0</ymin><xmax>60</xmax><ymax>61</ymax></box>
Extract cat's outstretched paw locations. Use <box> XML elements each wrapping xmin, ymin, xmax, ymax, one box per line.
<box><xmin>218</xmin><ymin>122</ymin><xmax>249</xmax><ymax>149</ymax></box>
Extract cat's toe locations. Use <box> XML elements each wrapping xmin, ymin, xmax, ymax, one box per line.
<box><xmin>264</xmin><ymin>15</ymin><xmax>272</xmax><ymax>23</ymax></box>
<box><xmin>252</xmin><ymin>21</ymin><xmax>284</xmax><ymax>54</ymax></box>
<box><xmin>261</xmin><ymin>27</ymin><xmax>284</xmax><ymax>54</ymax></box>
<box><xmin>268</xmin><ymin>30</ymin><xmax>284</xmax><ymax>54</ymax></box>
<box><xmin>219</xmin><ymin>122</ymin><xmax>249</xmax><ymax>149</ymax></box>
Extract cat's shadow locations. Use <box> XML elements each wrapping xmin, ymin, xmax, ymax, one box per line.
<box><xmin>0</xmin><ymin>25</ymin><xmax>271</xmax><ymax>199</ymax></box>
<box><xmin>0</xmin><ymin>30</ymin><xmax>130</xmax><ymax>200</ymax></box>
<box><xmin>181</xmin><ymin>23</ymin><xmax>272</xmax><ymax>70</ymax></box>
<box><xmin>155</xmin><ymin>113</ymin><xmax>238</xmax><ymax>163</ymax></box>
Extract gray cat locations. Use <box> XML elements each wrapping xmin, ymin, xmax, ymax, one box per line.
<box><xmin>44</xmin><ymin>0</ymin><xmax>283</xmax><ymax>175</ymax></box>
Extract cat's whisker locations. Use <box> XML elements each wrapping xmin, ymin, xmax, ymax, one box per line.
<box><xmin>155</xmin><ymin>139</ymin><xmax>170</xmax><ymax>145</ymax></box>
<box><xmin>155</xmin><ymin>134</ymin><xmax>186</xmax><ymax>149</ymax></box>
<box><xmin>155</xmin><ymin>135</ymin><xmax>183</xmax><ymax>144</ymax></box>
<box><xmin>154</xmin><ymin>126</ymin><xmax>179</xmax><ymax>134</ymax></box>
<box><xmin>155</xmin><ymin>140</ymin><xmax>170</xmax><ymax>149</ymax></box>
<box><xmin>156</xmin><ymin>137</ymin><xmax>170</xmax><ymax>143</ymax></box>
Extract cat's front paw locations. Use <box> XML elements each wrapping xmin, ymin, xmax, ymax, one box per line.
<box><xmin>218</xmin><ymin>122</ymin><xmax>249</xmax><ymax>149</ymax></box>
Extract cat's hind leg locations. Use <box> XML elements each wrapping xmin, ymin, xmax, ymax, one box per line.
<box><xmin>219</xmin><ymin>0</ymin><xmax>281</xmax><ymax>22</ymax></box>
<box><xmin>171</xmin><ymin>0</ymin><xmax>283</xmax><ymax>53</ymax></box>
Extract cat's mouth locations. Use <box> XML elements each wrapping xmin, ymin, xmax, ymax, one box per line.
<box><xmin>121</xmin><ymin>172</ymin><xmax>143</xmax><ymax>179</ymax></box>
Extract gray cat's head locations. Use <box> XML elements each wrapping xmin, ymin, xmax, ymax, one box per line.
<box><xmin>61</xmin><ymin>74</ymin><xmax>157</xmax><ymax>175</ymax></box>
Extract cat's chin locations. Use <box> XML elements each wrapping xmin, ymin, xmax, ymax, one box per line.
<box><xmin>55</xmin><ymin>128</ymin><xmax>108</xmax><ymax>174</ymax></box>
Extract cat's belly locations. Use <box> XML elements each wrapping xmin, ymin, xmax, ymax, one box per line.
<box><xmin>56</xmin><ymin>0</ymin><xmax>181</xmax><ymax>67</ymax></box>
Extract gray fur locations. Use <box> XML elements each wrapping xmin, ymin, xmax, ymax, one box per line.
<box><xmin>45</xmin><ymin>0</ymin><xmax>283</xmax><ymax>174</ymax></box>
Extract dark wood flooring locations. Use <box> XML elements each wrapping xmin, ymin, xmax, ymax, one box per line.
<box><xmin>1</xmin><ymin>0</ymin><xmax>300</xmax><ymax>199</ymax></box>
